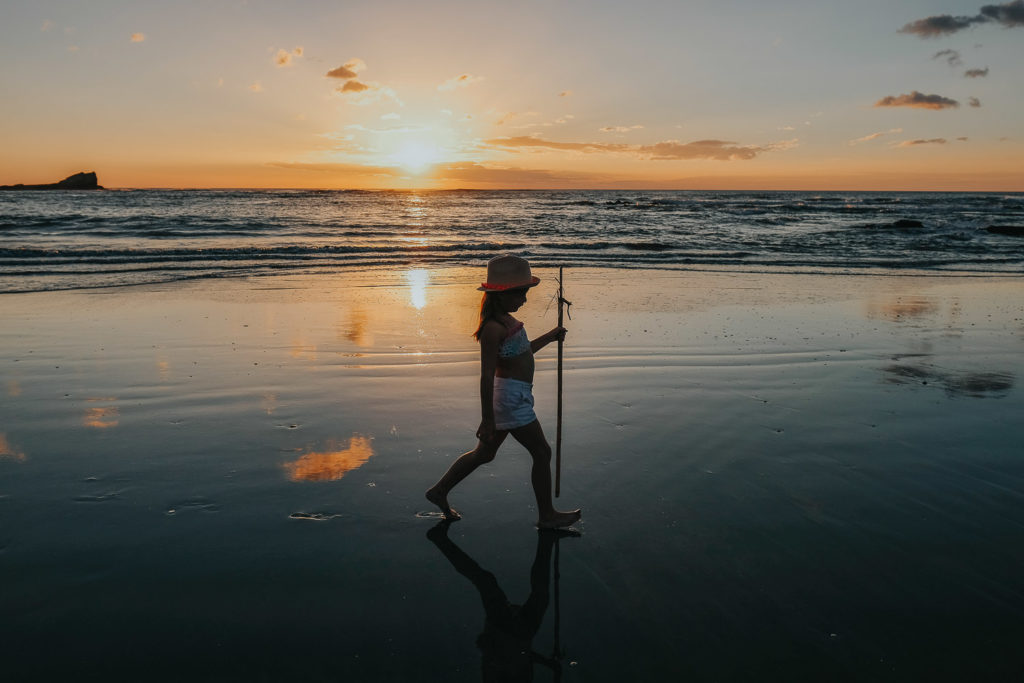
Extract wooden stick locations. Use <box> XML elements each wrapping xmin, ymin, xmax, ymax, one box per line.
<box><xmin>555</xmin><ymin>266</ymin><xmax>564</xmax><ymax>498</ymax></box>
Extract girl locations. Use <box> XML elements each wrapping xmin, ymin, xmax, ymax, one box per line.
<box><xmin>426</xmin><ymin>255</ymin><xmax>582</xmax><ymax>529</ymax></box>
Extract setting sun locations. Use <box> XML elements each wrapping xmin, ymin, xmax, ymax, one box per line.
<box><xmin>390</xmin><ymin>141</ymin><xmax>442</xmax><ymax>174</ymax></box>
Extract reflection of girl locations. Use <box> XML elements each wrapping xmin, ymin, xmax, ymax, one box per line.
<box><xmin>427</xmin><ymin>522</ymin><xmax>566</xmax><ymax>682</ymax></box>
<box><xmin>427</xmin><ymin>255</ymin><xmax>581</xmax><ymax>529</ymax></box>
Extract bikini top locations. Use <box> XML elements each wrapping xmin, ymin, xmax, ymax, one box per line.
<box><xmin>498</xmin><ymin>321</ymin><xmax>531</xmax><ymax>359</ymax></box>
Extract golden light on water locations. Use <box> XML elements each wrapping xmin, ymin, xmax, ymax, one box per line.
<box><xmin>83</xmin><ymin>398</ymin><xmax>119</xmax><ymax>429</ymax></box>
<box><xmin>0</xmin><ymin>433</ymin><xmax>26</xmax><ymax>461</ymax></box>
<box><xmin>406</xmin><ymin>268</ymin><xmax>429</xmax><ymax>309</ymax></box>
<box><xmin>284</xmin><ymin>435</ymin><xmax>374</xmax><ymax>482</ymax></box>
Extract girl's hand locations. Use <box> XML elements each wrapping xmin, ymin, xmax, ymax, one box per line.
<box><xmin>550</xmin><ymin>326</ymin><xmax>567</xmax><ymax>343</ymax></box>
<box><xmin>476</xmin><ymin>419</ymin><xmax>497</xmax><ymax>444</ymax></box>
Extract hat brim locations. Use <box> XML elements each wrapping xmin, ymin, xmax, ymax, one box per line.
<box><xmin>477</xmin><ymin>276</ymin><xmax>541</xmax><ymax>292</ymax></box>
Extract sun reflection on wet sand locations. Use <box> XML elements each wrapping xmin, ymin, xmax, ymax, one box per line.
<box><xmin>406</xmin><ymin>268</ymin><xmax>429</xmax><ymax>310</ymax></box>
<box><xmin>83</xmin><ymin>398</ymin><xmax>119</xmax><ymax>428</ymax></box>
<box><xmin>284</xmin><ymin>435</ymin><xmax>374</xmax><ymax>482</ymax></box>
<box><xmin>0</xmin><ymin>433</ymin><xmax>26</xmax><ymax>461</ymax></box>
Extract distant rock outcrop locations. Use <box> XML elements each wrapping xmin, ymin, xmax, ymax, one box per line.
<box><xmin>0</xmin><ymin>171</ymin><xmax>103</xmax><ymax>191</ymax></box>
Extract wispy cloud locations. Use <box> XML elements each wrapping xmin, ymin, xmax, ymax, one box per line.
<box><xmin>41</xmin><ymin>20</ymin><xmax>53</xmax><ymax>31</ymax></box>
<box><xmin>484</xmin><ymin>135</ymin><xmax>795</xmax><ymax>161</ymax></box>
<box><xmin>600</xmin><ymin>125</ymin><xmax>644</xmax><ymax>133</ymax></box>
<box><xmin>249</xmin><ymin>81</ymin><xmax>264</xmax><ymax>93</ymax></box>
<box><xmin>874</xmin><ymin>91</ymin><xmax>959</xmax><ymax>110</ymax></box>
<box><xmin>848</xmin><ymin>128</ymin><xmax>903</xmax><ymax>145</ymax></box>
<box><xmin>899</xmin><ymin>1</ymin><xmax>1024</xmax><ymax>37</ymax></box>
<box><xmin>275</xmin><ymin>47</ymin><xmax>303</xmax><ymax>67</ymax></box>
<box><xmin>897</xmin><ymin>138</ymin><xmax>948</xmax><ymax>147</ymax></box>
<box><xmin>932</xmin><ymin>49</ymin><xmax>961</xmax><ymax>66</ymax></box>
<box><xmin>969</xmin><ymin>97</ymin><xmax>982</xmax><ymax>107</ymax></box>
<box><xmin>326</xmin><ymin>58</ymin><xmax>402</xmax><ymax>105</ymax></box>
<box><xmin>130</xmin><ymin>32</ymin><xmax>146</xmax><ymax>43</ymax></box>
<box><xmin>559</xmin><ymin>90</ymin><xmax>573</xmax><ymax>97</ymax></box>
<box><xmin>964</xmin><ymin>67</ymin><xmax>989</xmax><ymax>77</ymax></box>
<box><xmin>437</xmin><ymin>74</ymin><xmax>484</xmax><ymax>91</ymax></box>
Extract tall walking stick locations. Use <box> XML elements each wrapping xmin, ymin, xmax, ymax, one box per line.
<box><xmin>555</xmin><ymin>267</ymin><xmax>571</xmax><ymax>498</ymax></box>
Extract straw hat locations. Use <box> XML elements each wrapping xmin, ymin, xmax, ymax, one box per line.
<box><xmin>478</xmin><ymin>254</ymin><xmax>541</xmax><ymax>291</ymax></box>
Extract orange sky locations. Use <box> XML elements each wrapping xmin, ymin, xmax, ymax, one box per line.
<box><xmin>2</xmin><ymin>1</ymin><xmax>1022</xmax><ymax>190</ymax></box>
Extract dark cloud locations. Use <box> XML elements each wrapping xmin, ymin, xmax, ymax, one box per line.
<box><xmin>933</xmin><ymin>49</ymin><xmax>962</xmax><ymax>65</ymax></box>
<box><xmin>979</xmin><ymin>0</ymin><xmax>1024</xmax><ymax>25</ymax></box>
<box><xmin>874</xmin><ymin>91</ymin><xmax>959</xmax><ymax>110</ymax></box>
<box><xmin>969</xmin><ymin>97</ymin><xmax>982</xmax><ymax>107</ymax></box>
<box><xmin>964</xmin><ymin>67</ymin><xmax>990</xmax><ymax>77</ymax></box>
<box><xmin>900</xmin><ymin>1</ymin><xmax>1024</xmax><ymax>36</ymax></box>
<box><xmin>898</xmin><ymin>138</ymin><xmax>948</xmax><ymax>147</ymax></box>
<box><xmin>900</xmin><ymin>15</ymin><xmax>983</xmax><ymax>36</ymax></box>
<box><xmin>483</xmin><ymin>135</ymin><xmax>792</xmax><ymax>161</ymax></box>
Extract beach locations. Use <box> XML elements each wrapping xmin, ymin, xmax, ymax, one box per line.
<box><xmin>2</xmin><ymin>266</ymin><xmax>1023</xmax><ymax>681</ymax></box>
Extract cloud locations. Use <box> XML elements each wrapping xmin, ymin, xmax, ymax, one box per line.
<box><xmin>899</xmin><ymin>1</ymin><xmax>1024</xmax><ymax>37</ymax></box>
<box><xmin>969</xmin><ymin>97</ymin><xmax>982</xmax><ymax>107</ymax></box>
<box><xmin>381</xmin><ymin>112</ymin><xmax>401</xmax><ymax>120</ymax></box>
<box><xmin>41</xmin><ymin>20</ymin><xmax>53</xmax><ymax>31</ymax></box>
<box><xmin>979</xmin><ymin>0</ymin><xmax>1024</xmax><ymax>26</ymax></box>
<box><xmin>483</xmin><ymin>135</ymin><xmax>794</xmax><ymax>161</ymax></box>
<box><xmin>600</xmin><ymin>125</ymin><xmax>644</xmax><ymax>133</ymax></box>
<box><xmin>437</xmin><ymin>74</ymin><xmax>485</xmax><ymax>91</ymax></box>
<box><xmin>964</xmin><ymin>67</ymin><xmax>989</xmax><ymax>77</ymax></box>
<box><xmin>249</xmin><ymin>81</ymin><xmax>263</xmax><ymax>93</ymax></box>
<box><xmin>848</xmin><ymin>128</ymin><xmax>903</xmax><ymax>145</ymax></box>
<box><xmin>130</xmin><ymin>32</ymin><xmax>146</xmax><ymax>43</ymax></box>
<box><xmin>957</xmin><ymin>136</ymin><xmax>969</xmax><ymax>141</ymax></box>
<box><xmin>874</xmin><ymin>91</ymin><xmax>959</xmax><ymax>109</ymax></box>
<box><xmin>326</xmin><ymin>58</ymin><xmax>366</xmax><ymax>79</ymax></box>
<box><xmin>559</xmin><ymin>90</ymin><xmax>573</xmax><ymax>97</ymax></box>
<box><xmin>900</xmin><ymin>15</ymin><xmax>983</xmax><ymax>37</ymax></box>
<box><xmin>898</xmin><ymin>138</ymin><xmax>948</xmax><ymax>147</ymax></box>
<box><xmin>433</xmin><ymin>162</ymin><xmax>588</xmax><ymax>186</ymax></box>
<box><xmin>932</xmin><ymin>49</ymin><xmax>961</xmax><ymax>66</ymax></box>
<box><xmin>340</xmin><ymin>80</ymin><xmax>370</xmax><ymax>93</ymax></box>
<box><xmin>275</xmin><ymin>47</ymin><xmax>303</xmax><ymax>67</ymax></box>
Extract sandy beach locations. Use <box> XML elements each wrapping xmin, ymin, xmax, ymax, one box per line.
<box><xmin>2</xmin><ymin>266</ymin><xmax>1023</xmax><ymax>680</ymax></box>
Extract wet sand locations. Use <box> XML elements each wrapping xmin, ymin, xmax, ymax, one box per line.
<box><xmin>2</xmin><ymin>267</ymin><xmax>1023</xmax><ymax>681</ymax></box>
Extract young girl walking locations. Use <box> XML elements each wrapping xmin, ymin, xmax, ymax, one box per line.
<box><xmin>426</xmin><ymin>255</ymin><xmax>582</xmax><ymax>529</ymax></box>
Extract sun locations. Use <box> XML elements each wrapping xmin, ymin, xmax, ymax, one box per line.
<box><xmin>390</xmin><ymin>141</ymin><xmax>442</xmax><ymax>174</ymax></box>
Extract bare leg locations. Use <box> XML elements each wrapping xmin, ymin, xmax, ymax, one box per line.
<box><xmin>509</xmin><ymin>420</ymin><xmax>581</xmax><ymax>529</ymax></box>
<box><xmin>426</xmin><ymin>432</ymin><xmax>508</xmax><ymax>520</ymax></box>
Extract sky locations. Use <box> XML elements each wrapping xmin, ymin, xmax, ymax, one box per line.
<box><xmin>2</xmin><ymin>0</ymin><xmax>1022</xmax><ymax>190</ymax></box>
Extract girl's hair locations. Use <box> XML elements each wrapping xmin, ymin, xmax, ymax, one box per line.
<box><xmin>473</xmin><ymin>292</ymin><xmax>501</xmax><ymax>340</ymax></box>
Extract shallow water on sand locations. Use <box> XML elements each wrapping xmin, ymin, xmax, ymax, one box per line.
<box><xmin>2</xmin><ymin>268</ymin><xmax>1023</xmax><ymax>680</ymax></box>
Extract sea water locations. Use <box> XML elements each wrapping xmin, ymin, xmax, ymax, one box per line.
<box><xmin>2</xmin><ymin>189</ymin><xmax>1022</xmax><ymax>292</ymax></box>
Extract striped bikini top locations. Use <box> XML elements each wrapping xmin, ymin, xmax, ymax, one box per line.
<box><xmin>498</xmin><ymin>321</ymin><xmax>531</xmax><ymax>358</ymax></box>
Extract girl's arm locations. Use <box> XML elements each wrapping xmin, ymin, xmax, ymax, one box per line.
<box><xmin>530</xmin><ymin>326</ymin><xmax>567</xmax><ymax>353</ymax></box>
<box><xmin>476</xmin><ymin>321</ymin><xmax>504</xmax><ymax>442</ymax></box>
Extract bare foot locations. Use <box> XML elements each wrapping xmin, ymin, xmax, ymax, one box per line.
<box><xmin>425</xmin><ymin>487</ymin><xmax>461</xmax><ymax>521</ymax></box>
<box><xmin>537</xmin><ymin>508</ymin><xmax>581</xmax><ymax>529</ymax></box>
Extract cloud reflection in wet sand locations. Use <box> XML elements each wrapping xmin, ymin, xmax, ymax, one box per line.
<box><xmin>0</xmin><ymin>433</ymin><xmax>26</xmax><ymax>461</ymax></box>
<box><xmin>284</xmin><ymin>435</ymin><xmax>374</xmax><ymax>481</ymax></box>
<box><xmin>83</xmin><ymin>398</ymin><xmax>119</xmax><ymax>428</ymax></box>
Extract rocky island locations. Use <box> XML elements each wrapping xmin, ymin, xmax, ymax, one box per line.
<box><xmin>0</xmin><ymin>171</ymin><xmax>103</xmax><ymax>191</ymax></box>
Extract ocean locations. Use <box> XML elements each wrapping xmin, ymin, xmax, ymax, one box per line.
<box><xmin>1</xmin><ymin>189</ymin><xmax>1022</xmax><ymax>293</ymax></box>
